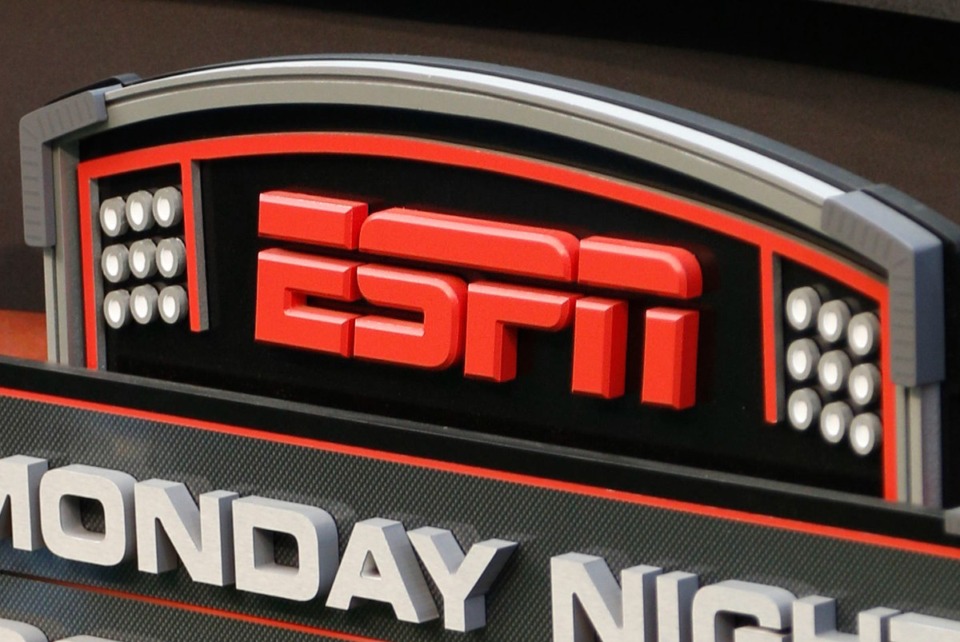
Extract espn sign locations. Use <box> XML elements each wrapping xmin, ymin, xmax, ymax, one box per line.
<box><xmin>254</xmin><ymin>191</ymin><xmax>702</xmax><ymax>408</ymax></box>
<box><xmin>12</xmin><ymin>56</ymin><xmax>960</xmax><ymax>641</ymax></box>
<box><xmin>21</xmin><ymin>57</ymin><xmax>954</xmax><ymax>503</ymax></box>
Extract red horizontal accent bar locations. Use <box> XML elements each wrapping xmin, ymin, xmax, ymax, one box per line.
<box><xmin>578</xmin><ymin>236</ymin><xmax>703</xmax><ymax>298</ymax></box>
<box><xmin>260</xmin><ymin>191</ymin><xmax>368</xmax><ymax>249</ymax></box>
<box><xmin>359</xmin><ymin>208</ymin><xmax>579</xmax><ymax>281</ymax></box>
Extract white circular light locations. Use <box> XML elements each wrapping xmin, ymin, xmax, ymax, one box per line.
<box><xmin>158</xmin><ymin>285</ymin><xmax>188</xmax><ymax>324</ymax></box>
<box><xmin>156</xmin><ymin>237</ymin><xmax>187</xmax><ymax>278</ymax></box>
<box><xmin>849</xmin><ymin>364</ymin><xmax>881</xmax><ymax>406</ymax></box>
<box><xmin>818</xmin><ymin>350</ymin><xmax>852</xmax><ymax>393</ymax></box>
<box><xmin>786</xmin><ymin>339</ymin><xmax>819</xmax><ymax>381</ymax></box>
<box><xmin>825</xmin><ymin>363</ymin><xmax>838</xmax><ymax>384</ymax></box>
<box><xmin>785</xmin><ymin>287</ymin><xmax>821</xmax><ymax>331</ymax></box>
<box><xmin>126</xmin><ymin>191</ymin><xmax>155</xmax><ymax>232</ymax></box>
<box><xmin>102</xmin><ymin>290</ymin><xmax>131</xmax><ymax>329</ymax></box>
<box><xmin>128</xmin><ymin>239</ymin><xmax>158</xmax><ymax>279</ymax></box>
<box><xmin>819</xmin><ymin>401</ymin><xmax>852</xmax><ymax>444</ymax></box>
<box><xmin>153</xmin><ymin>186</ymin><xmax>183</xmax><ymax>227</ymax></box>
<box><xmin>849</xmin><ymin>413</ymin><xmax>882</xmax><ymax>456</ymax></box>
<box><xmin>792</xmin><ymin>299</ymin><xmax>807</xmax><ymax>323</ymax></box>
<box><xmin>847</xmin><ymin>312</ymin><xmax>880</xmax><ymax>357</ymax></box>
<box><xmin>788</xmin><ymin>388</ymin><xmax>821</xmax><ymax>431</ymax></box>
<box><xmin>100</xmin><ymin>244</ymin><xmax>130</xmax><ymax>284</ymax></box>
<box><xmin>129</xmin><ymin>285</ymin><xmax>159</xmax><ymax>324</ymax></box>
<box><xmin>99</xmin><ymin>197</ymin><xmax>128</xmax><ymax>237</ymax></box>
<box><xmin>852</xmin><ymin>326</ymin><xmax>868</xmax><ymax>349</ymax></box>
<box><xmin>818</xmin><ymin>300</ymin><xmax>851</xmax><ymax>343</ymax></box>
<box><xmin>793</xmin><ymin>351</ymin><xmax>807</xmax><ymax>374</ymax></box>
<box><xmin>853</xmin><ymin>376</ymin><xmax>868</xmax><ymax>399</ymax></box>
<box><xmin>108</xmin><ymin>300</ymin><xmax>122</xmax><ymax>323</ymax></box>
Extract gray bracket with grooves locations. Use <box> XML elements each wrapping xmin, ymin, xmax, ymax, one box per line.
<box><xmin>20</xmin><ymin>87</ymin><xmax>116</xmax><ymax>248</ymax></box>
<box><xmin>821</xmin><ymin>190</ymin><xmax>944</xmax><ymax>387</ymax></box>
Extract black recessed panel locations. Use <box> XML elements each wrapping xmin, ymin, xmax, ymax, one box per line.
<box><xmin>95</xmin><ymin>147</ymin><xmax>880</xmax><ymax>495</ymax></box>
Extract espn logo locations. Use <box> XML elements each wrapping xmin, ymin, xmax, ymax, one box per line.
<box><xmin>255</xmin><ymin>192</ymin><xmax>702</xmax><ymax>409</ymax></box>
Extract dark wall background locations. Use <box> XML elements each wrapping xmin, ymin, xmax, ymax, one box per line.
<box><xmin>0</xmin><ymin>0</ymin><xmax>958</xmax><ymax>311</ymax></box>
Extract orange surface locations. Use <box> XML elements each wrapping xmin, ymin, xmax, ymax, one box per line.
<box><xmin>0</xmin><ymin>311</ymin><xmax>46</xmax><ymax>361</ymax></box>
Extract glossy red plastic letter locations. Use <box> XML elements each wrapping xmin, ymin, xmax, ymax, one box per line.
<box><xmin>641</xmin><ymin>308</ymin><xmax>699</xmax><ymax>409</ymax></box>
<box><xmin>571</xmin><ymin>298</ymin><xmax>628</xmax><ymax>398</ymax></box>
<box><xmin>255</xmin><ymin>249</ymin><xmax>360</xmax><ymax>356</ymax></box>
<box><xmin>464</xmin><ymin>282</ymin><xmax>577</xmax><ymax>382</ymax></box>
<box><xmin>578</xmin><ymin>236</ymin><xmax>702</xmax><ymax>298</ymax></box>
<box><xmin>359</xmin><ymin>209</ymin><xmax>579</xmax><ymax>281</ymax></box>
<box><xmin>259</xmin><ymin>191</ymin><xmax>368</xmax><ymax>249</ymax></box>
<box><xmin>353</xmin><ymin>265</ymin><xmax>468</xmax><ymax>369</ymax></box>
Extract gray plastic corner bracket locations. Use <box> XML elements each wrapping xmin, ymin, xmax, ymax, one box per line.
<box><xmin>821</xmin><ymin>190</ymin><xmax>944</xmax><ymax>386</ymax></box>
<box><xmin>20</xmin><ymin>87</ymin><xmax>115</xmax><ymax>247</ymax></box>
<box><xmin>944</xmin><ymin>507</ymin><xmax>960</xmax><ymax>536</ymax></box>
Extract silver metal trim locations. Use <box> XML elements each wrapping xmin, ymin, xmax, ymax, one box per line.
<box><xmin>102</xmin><ymin>61</ymin><xmax>843</xmax><ymax>224</ymax></box>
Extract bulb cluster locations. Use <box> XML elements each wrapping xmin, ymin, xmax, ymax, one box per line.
<box><xmin>782</xmin><ymin>286</ymin><xmax>882</xmax><ymax>456</ymax></box>
<box><xmin>98</xmin><ymin>187</ymin><xmax>189</xmax><ymax>329</ymax></box>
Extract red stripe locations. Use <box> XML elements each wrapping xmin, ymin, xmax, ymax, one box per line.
<box><xmin>760</xmin><ymin>249</ymin><xmax>780</xmax><ymax>424</ymax></box>
<box><xmin>78</xmin><ymin>176</ymin><xmax>99</xmax><ymax>370</ymax></box>
<box><xmin>181</xmin><ymin>161</ymin><xmax>204</xmax><ymax>332</ymax></box>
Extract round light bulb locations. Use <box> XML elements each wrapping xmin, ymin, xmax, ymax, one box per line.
<box><xmin>785</xmin><ymin>287</ymin><xmax>821</xmax><ymax>332</ymax></box>
<box><xmin>818</xmin><ymin>350</ymin><xmax>852</xmax><ymax>393</ymax></box>
<box><xmin>847</xmin><ymin>312</ymin><xmax>880</xmax><ymax>357</ymax></box>
<box><xmin>156</xmin><ymin>237</ymin><xmax>187</xmax><ymax>278</ymax></box>
<box><xmin>820</xmin><ymin>401</ymin><xmax>852</xmax><ymax>445</ymax></box>
<box><xmin>99</xmin><ymin>197</ymin><xmax>129</xmax><ymax>237</ymax></box>
<box><xmin>129</xmin><ymin>285</ymin><xmax>159</xmax><ymax>324</ymax></box>
<box><xmin>102</xmin><ymin>290</ymin><xmax>131</xmax><ymax>329</ymax></box>
<box><xmin>818</xmin><ymin>300</ymin><xmax>852</xmax><ymax>343</ymax></box>
<box><xmin>788</xmin><ymin>388</ymin><xmax>821</xmax><ymax>431</ymax></box>
<box><xmin>158</xmin><ymin>285</ymin><xmax>188</xmax><ymax>324</ymax></box>
<box><xmin>128</xmin><ymin>239</ymin><xmax>158</xmax><ymax>279</ymax></box>
<box><xmin>126</xmin><ymin>191</ymin><xmax>155</xmax><ymax>232</ymax></box>
<box><xmin>849</xmin><ymin>413</ymin><xmax>882</xmax><ymax>456</ymax></box>
<box><xmin>100</xmin><ymin>244</ymin><xmax>130</xmax><ymax>284</ymax></box>
<box><xmin>849</xmin><ymin>364</ymin><xmax>881</xmax><ymax>407</ymax></box>
<box><xmin>786</xmin><ymin>339</ymin><xmax>820</xmax><ymax>381</ymax></box>
<box><xmin>153</xmin><ymin>186</ymin><xmax>183</xmax><ymax>227</ymax></box>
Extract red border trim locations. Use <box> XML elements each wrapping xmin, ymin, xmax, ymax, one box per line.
<box><xmin>181</xmin><ymin>160</ymin><xmax>204</xmax><ymax>330</ymax></box>
<box><xmin>0</xmin><ymin>385</ymin><xmax>953</xmax><ymax>560</ymax></box>
<box><xmin>75</xmin><ymin>133</ymin><xmax>895</xmax><ymax>499</ymax></box>
<box><xmin>760</xmin><ymin>248</ymin><xmax>779</xmax><ymax>423</ymax></box>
